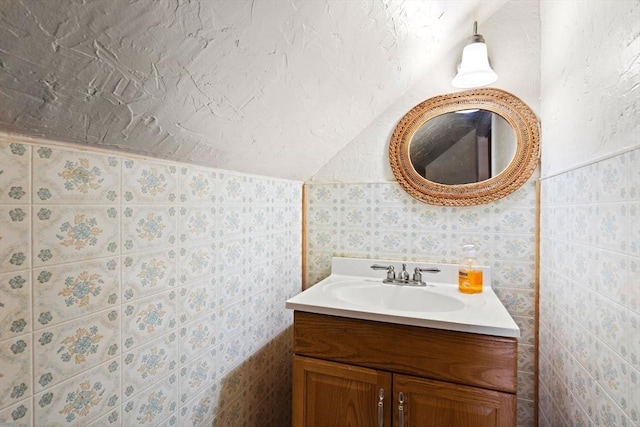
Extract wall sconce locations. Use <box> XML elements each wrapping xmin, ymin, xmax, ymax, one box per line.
<box><xmin>451</xmin><ymin>21</ymin><xmax>497</xmax><ymax>88</ymax></box>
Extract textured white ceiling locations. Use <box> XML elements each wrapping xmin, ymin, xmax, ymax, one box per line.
<box><xmin>0</xmin><ymin>0</ymin><xmax>507</xmax><ymax>180</ymax></box>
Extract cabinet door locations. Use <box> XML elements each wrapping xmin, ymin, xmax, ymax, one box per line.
<box><xmin>293</xmin><ymin>355</ymin><xmax>392</xmax><ymax>427</ymax></box>
<box><xmin>393</xmin><ymin>374</ymin><xmax>516</xmax><ymax>427</ymax></box>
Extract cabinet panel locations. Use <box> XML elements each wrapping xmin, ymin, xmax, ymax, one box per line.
<box><xmin>294</xmin><ymin>311</ymin><xmax>517</xmax><ymax>393</ymax></box>
<box><xmin>393</xmin><ymin>374</ymin><xmax>516</xmax><ymax>427</ymax></box>
<box><xmin>293</xmin><ymin>355</ymin><xmax>392</xmax><ymax>427</ymax></box>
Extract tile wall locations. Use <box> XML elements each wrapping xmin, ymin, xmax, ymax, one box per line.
<box><xmin>539</xmin><ymin>148</ymin><xmax>639</xmax><ymax>426</ymax></box>
<box><xmin>0</xmin><ymin>135</ymin><xmax>302</xmax><ymax>426</ymax></box>
<box><xmin>304</xmin><ymin>180</ymin><xmax>538</xmax><ymax>426</ymax></box>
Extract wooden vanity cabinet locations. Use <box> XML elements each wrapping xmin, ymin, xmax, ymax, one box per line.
<box><xmin>292</xmin><ymin>311</ymin><xmax>517</xmax><ymax>427</ymax></box>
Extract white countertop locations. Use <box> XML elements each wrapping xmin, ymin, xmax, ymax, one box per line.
<box><xmin>286</xmin><ymin>257</ymin><xmax>520</xmax><ymax>338</ymax></box>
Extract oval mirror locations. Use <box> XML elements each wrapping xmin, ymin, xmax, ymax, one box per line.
<box><xmin>389</xmin><ymin>88</ymin><xmax>540</xmax><ymax>206</ymax></box>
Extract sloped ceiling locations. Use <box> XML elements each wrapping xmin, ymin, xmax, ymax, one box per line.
<box><xmin>0</xmin><ymin>0</ymin><xmax>507</xmax><ymax>180</ymax></box>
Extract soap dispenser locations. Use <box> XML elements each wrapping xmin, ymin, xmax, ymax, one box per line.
<box><xmin>458</xmin><ymin>244</ymin><xmax>483</xmax><ymax>294</ymax></box>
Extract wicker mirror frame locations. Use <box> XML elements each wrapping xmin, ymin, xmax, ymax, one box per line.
<box><xmin>389</xmin><ymin>88</ymin><xmax>540</xmax><ymax>206</ymax></box>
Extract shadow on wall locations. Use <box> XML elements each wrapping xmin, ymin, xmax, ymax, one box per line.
<box><xmin>212</xmin><ymin>327</ymin><xmax>294</xmax><ymax>426</ymax></box>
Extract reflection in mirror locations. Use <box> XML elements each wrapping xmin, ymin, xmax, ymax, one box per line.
<box><xmin>409</xmin><ymin>110</ymin><xmax>516</xmax><ymax>185</ymax></box>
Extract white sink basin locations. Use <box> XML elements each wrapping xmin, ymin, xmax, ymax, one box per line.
<box><xmin>323</xmin><ymin>280</ymin><xmax>466</xmax><ymax>313</ymax></box>
<box><xmin>286</xmin><ymin>257</ymin><xmax>520</xmax><ymax>338</ymax></box>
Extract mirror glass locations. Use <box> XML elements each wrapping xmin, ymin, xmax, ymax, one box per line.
<box><xmin>409</xmin><ymin>110</ymin><xmax>516</xmax><ymax>185</ymax></box>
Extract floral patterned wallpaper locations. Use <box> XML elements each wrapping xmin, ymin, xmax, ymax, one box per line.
<box><xmin>304</xmin><ymin>180</ymin><xmax>538</xmax><ymax>426</ymax></box>
<box><xmin>0</xmin><ymin>135</ymin><xmax>302</xmax><ymax>426</ymax></box>
<box><xmin>539</xmin><ymin>148</ymin><xmax>639</xmax><ymax>426</ymax></box>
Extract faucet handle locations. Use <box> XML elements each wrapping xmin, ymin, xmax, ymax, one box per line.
<box><xmin>371</xmin><ymin>264</ymin><xmax>395</xmax><ymax>280</ymax></box>
<box><xmin>413</xmin><ymin>267</ymin><xmax>441</xmax><ymax>282</ymax></box>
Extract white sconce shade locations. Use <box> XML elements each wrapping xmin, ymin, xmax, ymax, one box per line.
<box><xmin>452</xmin><ymin>22</ymin><xmax>497</xmax><ymax>88</ymax></box>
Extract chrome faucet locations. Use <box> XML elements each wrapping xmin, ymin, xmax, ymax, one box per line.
<box><xmin>398</xmin><ymin>264</ymin><xmax>410</xmax><ymax>281</ymax></box>
<box><xmin>370</xmin><ymin>264</ymin><xmax>440</xmax><ymax>286</ymax></box>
